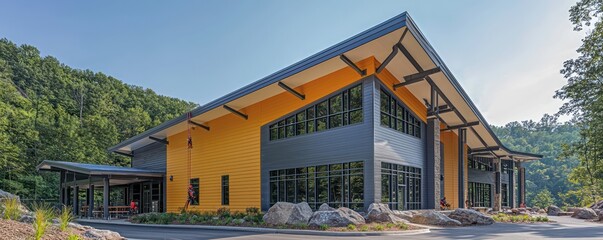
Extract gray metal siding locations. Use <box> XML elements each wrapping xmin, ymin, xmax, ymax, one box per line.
<box><xmin>132</xmin><ymin>142</ymin><xmax>166</xmax><ymax>171</ymax></box>
<box><xmin>468</xmin><ymin>169</ymin><xmax>509</xmax><ymax>185</ymax></box>
<box><xmin>260</xmin><ymin>78</ymin><xmax>375</xmax><ymax>211</ymax></box>
<box><xmin>372</xmin><ymin>78</ymin><xmax>426</xmax><ymax>207</ymax></box>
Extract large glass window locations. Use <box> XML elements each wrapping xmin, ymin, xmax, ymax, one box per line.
<box><xmin>468</xmin><ymin>182</ymin><xmax>491</xmax><ymax>208</ymax></box>
<box><xmin>269</xmin><ymin>84</ymin><xmax>363</xmax><ymax>141</ymax></box>
<box><xmin>379</xmin><ymin>89</ymin><xmax>422</xmax><ymax>138</ymax></box>
<box><xmin>381</xmin><ymin>162</ymin><xmax>422</xmax><ymax>210</ymax></box>
<box><xmin>469</xmin><ymin>157</ymin><xmax>493</xmax><ymax>171</ymax></box>
<box><xmin>501</xmin><ymin>183</ymin><xmax>509</xmax><ymax>207</ymax></box>
<box><xmin>189</xmin><ymin>178</ymin><xmax>199</xmax><ymax>205</ymax></box>
<box><xmin>221</xmin><ymin>175</ymin><xmax>229</xmax><ymax>205</ymax></box>
<box><xmin>269</xmin><ymin>161</ymin><xmax>364</xmax><ymax>211</ymax></box>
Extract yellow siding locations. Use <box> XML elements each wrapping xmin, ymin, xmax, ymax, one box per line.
<box><xmin>166</xmin><ymin>57</ymin><xmax>378</xmax><ymax>212</ymax></box>
<box><xmin>441</xmin><ymin>131</ymin><xmax>459</xmax><ymax>208</ymax></box>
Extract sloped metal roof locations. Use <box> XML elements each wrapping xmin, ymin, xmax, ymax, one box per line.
<box><xmin>36</xmin><ymin>160</ymin><xmax>164</xmax><ymax>177</ymax></box>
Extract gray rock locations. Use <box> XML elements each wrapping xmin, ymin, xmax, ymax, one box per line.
<box><xmin>410</xmin><ymin>210</ymin><xmax>461</xmax><ymax>226</ymax></box>
<box><xmin>18</xmin><ymin>214</ymin><xmax>34</xmax><ymax>223</ymax></box>
<box><xmin>232</xmin><ymin>218</ymin><xmax>246</xmax><ymax>224</ymax></box>
<box><xmin>84</xmin><ymin>229</ymin><xmax>123</xmax><ymax>240</ymax></box>
<box><xmin>598</xmin><ymin>211</ymin><xmax>603</xmax><ymax>221</ymax></box>
<box><xmin>448</xmin><ymin>208</ymin><xmax>494</xmax><ymax>226</ymax></box>
<box><xmin>590</xmin><ymin>200</ymin><xmax>603</xmax><ymax>210</ymax></box>
<box><xmin>68</xmin><ymin>222</ymin><xmax>93</xmax><ymax>231</ymax></box>
<box><xmin>365</xmin><ymin>203</ymin><xmax>407</xmax><ymax>223</ymax></box>
<box><xmin>262</xmin><ymin>202</ymin><xmax>313</xmax><ymax>225</ymax></box>
<box><xmin>392</xmin><ymin>210</ymin><xmax>415</xmax><ymax>221</ymax></box>
<box><xmin>0</xmin><ymin>189</ymin><xmax>19</xmax><ymax>202</ymax></box>
<box><xmin>538</xmin><ymin>209</ymin><xmax>546</xmax><ymax>214</ymax></box>
<box><xmin>531</xmin><ymin>207</ymin><xmax>540</xmax><ymax>213</ymax></box>
<box><xmin>308</xmin><ymin>207</ymin><xmax>365</xmax><ymax>227</ymax></box>
<box><xmin>567</xmin><ymin>207</ymin><xmax>580</xmax><ymax>213</ymax></box>
<box><xmin>318</xmin><ymin>203</ymin><xmax>335</xmax><ymax>211</ymax></box>
<box><xmin>571</xmin><ymin>208</ymin><xmax>598</xmax><ymax>219</ymax></box>
<box><xmin>547</xmin><ymin>205</ymin><xmax>561</xmax><ymax>216</ymax></box>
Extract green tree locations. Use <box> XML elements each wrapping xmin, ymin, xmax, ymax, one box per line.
<box><xmin>531</xmin><ymin>189</ymin><xmax>555</xmax><ymax>209</ymax></box>
<box><xmin>554</xmin><ymin>0</ymin><xmax>603</xmax><ymax>206</ymax></box>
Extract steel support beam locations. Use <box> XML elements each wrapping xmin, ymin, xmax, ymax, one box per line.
<box><xmin>88</xmin><ymin>179</ymin><xmax>94</xmax><ymax>219</ymax></box>
<box><xmin>188</xmin><ymin>120</ymin><xmax>210</xmax><ymax>131</ymax></box>
<box><xmin>148</xmin><ymin>136</ymin><xmax>169</xmax><ymax>145</ymax></box>
<box><xmin>393</xmin><ymin>75</ymin><xmax>427</xmax><ymax>89</ymax></box>
<box><xmin>339</xmin><ymin>54</ymin><xmax>366</xmax><ymax>76</ymax></box>
<box><xmin>103</xmin><ymin>177</ymin><xmax>109</xmax><ymax>220</ymax></box>
<box><xmin>404</xmin><ymin>67</ymin><xmax>441</xmax><ymax>82</ymax></box>
<box><xmin>377</xmin><ymin>44</ymin><xmax>400</xmax><ymax>74</ymax></box>
<box><xmin>278</xmin><ymin>82</ymin><xmax>305</xmax><ymax>100</ymax></box>
<box><xmin>223</xmin><ymin>105</ymin><xmax>248</xmax><ymax>120</ymax></box>
<box><xmin>458</xmin><ymin>128</ymin><xmax>467</xmax><ymax>208</ymax></box>
<box><xmin>441</xmin><ymin>121</ymin><xmax>480</xmax><ymax>131</ymax></box>
<box><xmin>113</xmin><ymin>151</ymin><xmax>133</xmax><ymax>158</ymax></box>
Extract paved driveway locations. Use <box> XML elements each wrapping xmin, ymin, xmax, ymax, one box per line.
<box><xmin>82</xmin><ymin>216</ymin><xmax>603</xmax><ymax>240</ymax></box>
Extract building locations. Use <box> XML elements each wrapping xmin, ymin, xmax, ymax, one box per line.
<box><xmin>38</xmin><ymin>12</ymin><xmax>541</xmax><ymax>218</ymax></box>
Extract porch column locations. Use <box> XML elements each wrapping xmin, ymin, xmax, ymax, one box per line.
<box><xmin>493</xmin><ymin>158</ymin><xmax>502</xmax><ymax>211</ymax></box>
<box><xmin>72</xmin><ymin>172</ymin><xmax>78</xmax><ymax>216</ymax></box>
<box><xmin>458</xmin><ymin>128</ymin><xmax>466</xmax><ymax>208</ymax></box>
<box><xmin>509</xmin><ymin>161</ymin><xmax>515</xmax><ymax>208</ymax></box>
<box><xmin>518</xmin><ymin>161</ymin><xmax>526</xmax><ymax>206</ymax></box>
<box><xmin>88</xmin><ymin>184</ymin><xmax>94</xmax><ymax>218</ymax></box>
<box><xmin>59</xmin><ymin>171</ymin><xmax>65</xmax><ymax>205</ymax></box>
<box><xmin>63</xmin><ymin>171</ymin><xmax>69</xmax><ymax>205</ymax></box>
<box><xmin>426</xmin><ymin>118</ymin><xmax>441</xmax><ymax>209</ymax></box>
<box><xmin>103</xmin><ymin>177</ymin><xmax>109</xmax><ymax>220</ymax></box>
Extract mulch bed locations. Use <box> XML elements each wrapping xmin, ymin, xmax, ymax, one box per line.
<box><xmin>0</xmin><ymin>219</ymin><xmax>89</xmax><ymax>240</ymax></box>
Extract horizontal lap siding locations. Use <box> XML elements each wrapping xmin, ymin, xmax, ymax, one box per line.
<box><xmin>132</xmin><ymin>142</ymin><xmax>167</xmax><ymax>171</ymax></box>
<box><xmin>372</xmin><ymin>75</ymin><xmax>427</xmax><ymax>206</ymax></box>
<box><xmin>441</xmin><ymin>131</ymin><xmax>459</xmax><ymax>208</ymax></box>
<box><xmin>167</xmin><ymin>57</ymin><xmax>378</xmax><ymax>213</ymax></box>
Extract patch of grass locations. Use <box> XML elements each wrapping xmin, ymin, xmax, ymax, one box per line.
<box><xmin>385</xmin><ymin>222</ymin><xmax>395</xmax><ymax>229</ymax></box>
<box><xmin>397</xmin><ymin>222</ymin><xmax>409</xmax><ymax>230</ymax></box>
<box><xmin>32</xmin><ymin>202</ymin><xmax>55</xmax><ymax>240</ymax></box>
<box><xmin>67</xmin><ymin>234</ymin><xmax>82</xmax><ymax>240</ymax></box>
<box><xmin>347</xmin><ymin>224</ymin><xmax>357</xmax><ymax>231</ymax></box>
<box><xmin>1</xmin><ymin>197</ymin><xmax>21</xmax><ymax>220</ymax></box>
<box><xmin>492</xmin><ymin>213</ymin><xmax>549</xmax><ymax>223</ymax></box>
<box><xmin>319</xmin><ymin>224</ymin><xmax>329</xmax><ymax>231</ymax></box>
<box><xmin>359</xmin><ymin>225</ymin><xmax>369</xmax><ymax>232</ymax></box>
<box><xmin>373</xmin><ymin>224</ymin><xmax>385</xmax><ymax>231</ymax></box>
<box><xmin>58</xmin><ymin>205</ymin><xmax>76</xmax><ymax>231</ymax></box>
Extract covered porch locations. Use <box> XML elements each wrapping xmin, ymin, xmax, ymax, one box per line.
<box><xmin>37</xmin><ymin>160</ymin><xmax>165</xmax><ymax>219</ymax></box>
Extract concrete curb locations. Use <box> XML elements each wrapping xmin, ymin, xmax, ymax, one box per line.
<box><xmin>76</xmin><ymin>219</ymin><xmax>430</xmax><ymax>236</ymax></box>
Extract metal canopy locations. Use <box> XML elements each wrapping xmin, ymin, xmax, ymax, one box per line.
<box><xmin>36</xmin><ymin>160</ymin><xmax>164</xmax><ymax>178</ymax></box>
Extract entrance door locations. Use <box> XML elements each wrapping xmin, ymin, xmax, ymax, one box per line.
<box><xmin>398</xmin><ymin>184</ymin><xmax>406</xmax><ymax>210</ymax></box>
<box><xmin>142</xmin><ymin>183</ymin><xmax>151</xmax><ymax>213</ymax></box>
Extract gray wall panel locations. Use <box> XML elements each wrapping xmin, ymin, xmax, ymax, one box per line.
<box><xmin>132</xmin><ymin>142</ymin><xmax>166</xmax><ymax>171</ymax></box>
<box><xmin>260</xmin><ymin>78</ymin><xmax>375</xmax><ymax>211</ymax></box>
<box><xmin>373</xmin><ymin>78</ymin><xmax>426</xmax><ymax>207</ymax></box>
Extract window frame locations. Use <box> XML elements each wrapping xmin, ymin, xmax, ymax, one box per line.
<box><xmin>221</xmin><ymin>175</ymin><xmax>229</xmax><ymax>206</ymax></box>
<box><xmin>379</xmin><ymin>88</ymin><xmax>422</xmax><ymax>138</ymax></box>
<box><xmin>189</xmin><ymin>178</ymin><xmax>199</xmax><ymax>206</ymax></box>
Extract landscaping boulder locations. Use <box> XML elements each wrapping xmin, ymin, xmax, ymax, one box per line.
<box><xmin>0</xmin><ymin>189</ymin><xmax>19</xmax><ymax>202</ymax></box>
<box><xmin>308</xmin><ymin>207</ymin><xmax>365</xmax><ymax>227</ymax></box>
<box><xmin>84</xmin><ymin>229</ymin><xmax>123</xmax><ymax>240</ymax></box>
<box><xmin>409</xmin><ymin>210</ymin><xmax>461</xmax><ymax>226</ymax></box>
<box><xmin>365</xmin><ymin>203</ymin><xmax>407</xmax><ymax>223</ymax></box>
<box><xmin>68</xmin><ymin>222</ymin><xmax>93</xmax><ymax>231</ymax></box>
<box><xmin>393</xmin><ymin>210</ymin><xmax>416</xmax><ymax>221</ymax></box>
<box><xmin>547</xmin><ymin>205</ymin><xmax>561</xmax><ymax>216</ymax></box>
<box><xmin>18</xmin><ymin>214</ymin><xmax>34</xmax><ymax>223</ymax></box>
<box><xmin>571</xmin><ymin>208</ymin><xmax>598</xmax><ymax>219</ymax></box>
<box><xmin>567</xmin><ymin>207</ymin><xmax>580</xmax><ymax>213</ymax></box>
<box><xmin>590</xmin><ymin>200</ymin><xmax>603</xmax><ymax>211</ymax></box>
<box><xmin>531</xmin><ymin>207</ymin><xmax>540</xmax><ymax>213</ymax></box>
<box><xmin>598</xmin><ymin>211</ymin><xmax>603</xmax><ymax>221</ymax></box>
<box><xmin>262</xmin><ymin>202</ymin><xmax>313</xmax><ymax>225</ymax></box>
<box><xmin>318</xmin><ymin>203</ymin><xmax>335</xmax><ymax>211</ymax></box>
<box><xmin>538</xmin><ymin>209</ymin><xmax>546</xmax><ymax>214</ymax></box>
<box><xmin>448</xmin><ymin>208</ymin><xmax>494</xmax><ymax>226</ymax></box>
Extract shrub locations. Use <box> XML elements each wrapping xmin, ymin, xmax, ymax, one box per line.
<box><xmin>294</xmin><ymin>223</ymin><xmax>309</xmax><ymax>229</ymax></box>
<box><xmin>58</xmin><ymin>205</ymin><xmax>76</xmax><ymax>231</ymax></box>
<box><xmin>386</xmin><ymin>223</ymin><xmax>395</xmax><ymax>229</ymax></box>
<box><xmin>346</xmin><ymin>224</ymin><xmax>357</xmax><ymax>231</ymax></box>
<box><xmin>397</xmin><ymin>222</ymin><xmax>409</xmax><ymax>230</ymax></box>
<box><xmin>319</xmin><ymin>224</ymin><xmax>329</xmax><ymax>231</ymax></box>
<box><xmin>67</xmin><ymin>234</ymin><xmax>82</xmax><ymax>240</ymax></box>
<box><xmin>359</xmin><ymin>225</ymin><xmax>369</xmax><ymax>231</ymax></box>
<box><xmin>32</xmin><ymin>202</ymin><xmax>55</xmax><ymax>240</ymax></box>
<box><xmin>374</xmin><ymin>224</ymin><xmax>385</xmax><ymax>231</ymax></box>
<box><xmin>245</xmin><ymin>207</ymin><xmax>260</xmax><ymax>216</ymax></box>
<box><xmin>2</xmin><ymin>197</ymin><xmax>21</xmax><ymax>220</ymax></box>
<box><xmin>217</xmin><ymin>207</ymin><xmax>230</xmax><ymax>218</ymax></box>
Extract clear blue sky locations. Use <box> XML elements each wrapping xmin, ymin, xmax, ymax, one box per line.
<box><xmin>0</xmin><ymin>0</ymin><xmax>582</xmax><ymax>125</ymax></box>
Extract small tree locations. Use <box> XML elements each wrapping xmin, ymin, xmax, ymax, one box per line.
<box><xmin>532</xmin><ymin>189</ymin><xmax>555</xmax><ymax>209</ymax></box>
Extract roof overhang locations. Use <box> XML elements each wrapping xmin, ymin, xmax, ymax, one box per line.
<box><xmin>108</xmin><ymin>12</ymin><xmax>542</xmax><ymax>162</ymax></box>
<box><xmin>36</xmin><ymin>160</ymin><xmax>164</xmax><ymax>178</ymax></box>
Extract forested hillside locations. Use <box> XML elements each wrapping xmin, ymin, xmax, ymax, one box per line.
<box><xmin>0</xmin><ymin>39</ymin><xmax>197</xmax><ymax>200</ymax></box>
<box><xmin>492</xmin><ymin>115</ymin><xmax>581</xmax><ymax>207</ymax></box>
